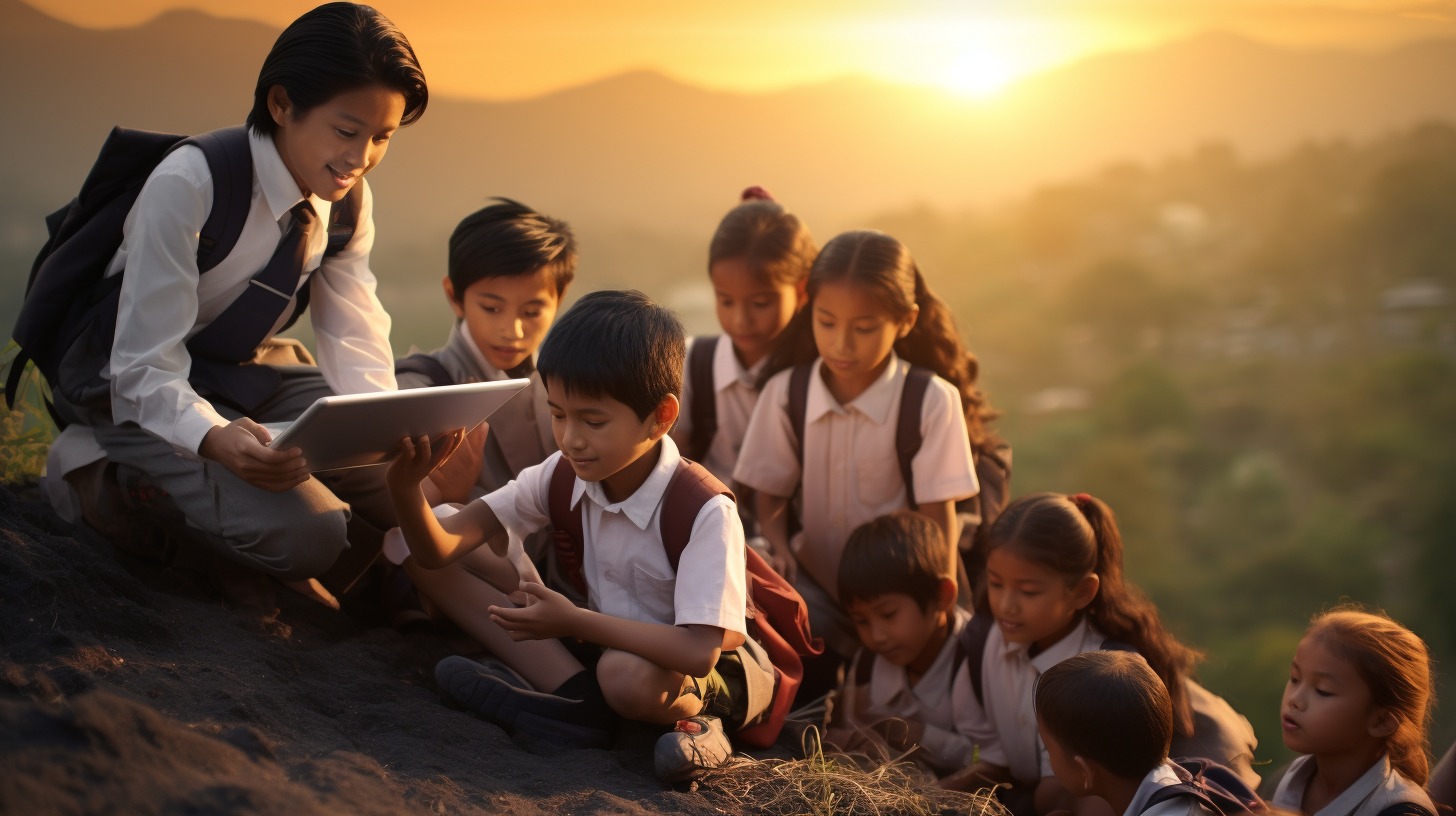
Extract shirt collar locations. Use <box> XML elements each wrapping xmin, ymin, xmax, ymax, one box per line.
<box><xmin>1125</xmin><ymin>762</ymin><xmax>1185</xmax><ymax>816</ymax></box>
<box><xmin>803</xmin><ymin>352</ymin><xmax>905</xmax><ymax>425</ymax></box>
<box><xmin>713</xmin><ymin>336</ymin><xmax>765</xmax><ymax>393</ymax></box>
<box><xmin>574</xmin><ymin>434</ymin><xmax>683</xmax><ymax>531</ymax></box>
<box><xmin>248</xmin><ymin>129</ymin><xmax>332</xmax><ymax>225</ymax></box>
<box><xmin>450</xmin><ymin>321</ymin><xmax>508</xmax><ymax>381</ymax></box>
<box><xmin>996</xmin><ymin>615</ymin><xmax>1098</xmax><ymax>674</ymax></box>
<box><xmin>1288</xmin><ymin>755</ymin><xmax>1392</xmax><ymax>816</ymax></box>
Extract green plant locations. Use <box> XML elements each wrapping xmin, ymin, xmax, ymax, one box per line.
<box><xmin>1</xmin><ymin>342</ymin><xmax>59</xmax><ymax>485</ymax></box>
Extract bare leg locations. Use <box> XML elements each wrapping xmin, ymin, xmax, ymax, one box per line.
<box><xmin>596</xmin><ymin>648</ymin><xmax>704</xmax><ymax>725</ymax></box>
<box><xmin>406</xmin><ymin>548</ymin><xmax>581</xmax><ymax>692</ymax></box>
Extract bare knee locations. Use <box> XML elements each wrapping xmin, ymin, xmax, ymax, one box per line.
<box><xmin>597</xmin><ymin>650</ymin><xmax>681</xmax><ymax>724</ymax></box>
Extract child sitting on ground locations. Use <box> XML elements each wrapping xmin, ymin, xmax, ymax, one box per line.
<box><xmin>1036</xmin><ymin>651</ymin><xmax>1216</xmax><ymax>816</ymax></box>
<box><xmin>1272</xmin><ymin>606</ymin><xmax>1438</xmax><ymax>816</ymax></box>
<box><xmin>384</xmin><ymin>290</ymin><xmax>786</xmax><ymax>780</ymax></box>
<box><xmin>823</xmin><ymin>512</ymin><xmax>973</xmax><ymax>776</ymax></box>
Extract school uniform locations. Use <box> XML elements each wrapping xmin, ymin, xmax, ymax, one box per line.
<box><xmin>1127</xmin><ymin>762</ymin><xmax>1218</xmax><ymax>816</ymax></box>
<box><xmin>1272</xmin><ymin>755</ymin><xmax>1436</xmax><ymax>816</ymax></box>
<box><xmin>951</xmin><ymin>615</ymin><xmax>1108</xmax><ymax>782</ymax></box>
<box><xmin>733</xmin><ymin>353</ymin><xmax>979</xmax><ymax>656</ymax></box>
<box><xmin>48</xmin><ymin>129</ymin><xmax>395</xmax><ymax>580</ymax></box>
<box><xmin>824</xmin><ymin>607</ymin><xmax>975</xmax><ymax>775</ymax></box>
<box><xmin>670</xmin><ymin>335</ymin><xmax>766</xmax><ymax>486</ymax></box>
<box><xmin>479</xmin><ymin>435</ymin><xmax>776</xmax><ymax>725</ymax></box>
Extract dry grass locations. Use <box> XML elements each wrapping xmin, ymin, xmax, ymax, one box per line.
<box><xmin>694</xmin><ymin>728</ymin><xmax>1007</xmax><ymax>816</ymax></box>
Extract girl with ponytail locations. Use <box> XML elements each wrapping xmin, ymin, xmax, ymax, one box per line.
<box><xmin>1272</xmin><ymin>606</ymin><xmax>1438</xmax><ymax>816</ymax></box>
<box><xmin>734</xmin><ymin>230</ymin><xmax>982</xmax><ymax>669</ymax></box>
<box><xmin>946</xmin><ymin>493</ymin><xmax>1259</xmax><ymax>812</ymax></box>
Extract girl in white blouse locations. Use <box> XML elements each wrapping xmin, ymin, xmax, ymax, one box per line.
<box><xmin>1273</xmin><ymin>607</ymin><xmax>1437</xmax><ymax>816</ymax></box>
<box><xmin>733</xmin><ymin>230</ymin><xmax>986</xmax><ymax>660</ymax></box>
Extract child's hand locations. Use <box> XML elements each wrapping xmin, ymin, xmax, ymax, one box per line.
<box><xmin>488</xmin><ymin>581</ymin><xmax>580</xmax><ymax>641</ymax></box>
<box><xmin>385</xmin><ymin>430</ymin><xmax>465</xmax><ymax>496</ymax></box>
<box><xmin>427</xmin><ymin>421</ymin><xmax>488</xmax><ymax>504</ymax></box>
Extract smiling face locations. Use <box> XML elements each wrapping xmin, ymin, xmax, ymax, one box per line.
<box><xmin>1281</xmin><ymin>633</ymin><xmax>1394</xmax><ymax>758</ymax></box>
<box><xmin>984</xmin><ymin>547</ymin><xmax>1100</xmax><ymax>651</ymax></box>
<box><xmin>446</xmin><ymin>268</ymin><xmax>562</xmax><ymax>372</ymax></box>
<box><xmin>710</xmin><ymin>257</ymin><xmax>806</xmax><ymax>368</ymax></box>
<box><xmin>268</xmin><ymin>83</ymin><xmax>406</xmax><ymax>202</ymax></box>
<box><xmin>811</xmin><ymin>279</ymin><xmax>917</xmax><ymax>403</ymax></box>
<box><xmin>846</xmin><ymin>586</ymin><xmax>953</xmax><ymax>670</ymax></box>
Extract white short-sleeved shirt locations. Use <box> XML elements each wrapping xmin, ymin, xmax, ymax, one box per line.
<box><xmin>481</xmin><ymin>435</ymin><xmax>747</xmax><ymax>635</ymax></box>
<box><xmin>670</xmin><ymin>335</ymin><xmax>765</xmax><ymax>486</ymax></box>
<box><xmin>1273</xmin><ymin>754</ymin><xmax>1436</xmax><ymax>816</ymax></box>
<box><xmin>951</xmin><ymin>615</ymin><xmax>1108</xmax><ymax>781</ymax></box>
<box><xmin>1127</xmin><ymin>762</ymin><xmax>1217</xmax><ymax>816</ymax></box>
<box><xmin>732</xmin><ymin>353</ymin><xmax>979</xmax><ymax>595</ymax></box>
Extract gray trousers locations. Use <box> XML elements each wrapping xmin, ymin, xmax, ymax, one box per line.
<box><xmin>77</xmin><ymin>366</ymin><xmax>394</xmax><ymax>581</ymax></box>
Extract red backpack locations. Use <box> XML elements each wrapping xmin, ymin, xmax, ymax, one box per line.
<box><xmin>545</xmin><ymin>455</ymin><xmax>823</xmax><ymax>748</ymax></box>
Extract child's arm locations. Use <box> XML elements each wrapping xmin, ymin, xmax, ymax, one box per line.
<box><xmin>385</xmin><ymin>432</ymin><xmax>508</xmax><ymax>569</ymax></box>
<box><xmin>915</xmin><ymin>499</ymin><xmax>960</xmax><ymax>573</ymax></box>
<box><xmin>755</xmin><ymin>491</ymin><xmax>797</xmax><ymax>582</ymax></box>
<box><xmin>489</xmin><ymin>581</ymin><xmax>740</xmax><ymax>678</ymax></box>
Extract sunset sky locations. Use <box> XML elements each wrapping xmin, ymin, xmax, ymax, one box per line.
<box><xmin>27</xmin><ymin>0</ymin><xmax>1456</xmax><ymax>99</ymax></box>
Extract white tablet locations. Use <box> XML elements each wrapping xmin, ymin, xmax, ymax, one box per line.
<box><xmin>266</xmin><ymin>379</ymin><xmax>531</xmax><ymax>471</ymax></box>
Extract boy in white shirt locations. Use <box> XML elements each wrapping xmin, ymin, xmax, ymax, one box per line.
<box><xmin>384</xmin><ymin>290</ymin><xmax>776</xmax><ymax>779</ymax></box>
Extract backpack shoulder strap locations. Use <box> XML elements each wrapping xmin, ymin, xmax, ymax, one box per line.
<box><xmin>658</xmin><ymin>458</ymin><xmax>735</xmax><ymax>571</ymax></box>
<box><xmin>896</xmin><ymin>365</ymin><xmax>934</xmax><ymax>509</ymax></box>
<box><xmin>1375</xmin><ymin>804</ymin><xmax>1436</xmax><ymax>816</ymax></box>
<box><xmin>395</xmin><ymin>353</ymin><xmax>456</xmax><ymax>388</ymax></box>
<box><xmin>686</xmin><ymin>336</ymin><xmax>720</xmax><ymax>461</ymax></box>
<box><xmin>1143</xmin><ymin>783</ymin><xmax>1221</xmax><ymax>816</ymax></box>
<box><xmin>958</xmin><ymin>613</ymin><xmax>995</xmax><ymax>707</ymax></box>
<box><xmin>854</xmin><ymin>647</ymin><xmax>875</xmax><ymax>686</ymax></box>
<box><xmin>547</xmin><ymin>456</ymin><xmax>587</xmax><ymax>595</ymax></box>
<box><xmin>181</xmin><ymin>126</ymin><xmax>253</xmax><ymax>273</ymax></box>
<box><xmin>787</xmin><ymin>363</ymin><xmax>814</xmax><ymax>466</ymax></box>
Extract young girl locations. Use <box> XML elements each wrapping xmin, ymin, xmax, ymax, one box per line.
<box><xmin>671</xmin><ymin>186</ymin><xmax>816</xmax><ymax>488</ymax></box>
<box><xmin>944</xmin><ymin>493</ymin><xmax>1255</xmax><ymax>815</ymax></box>
<box><xmin>1273</xmin><ymin>607</ymin><xmax>1438</xmax><ymax>816</ymax></box>
<box><xmin>733</xmin><ymin>229</ymin><xmax>982</xmax><ymax>662</ymax></box>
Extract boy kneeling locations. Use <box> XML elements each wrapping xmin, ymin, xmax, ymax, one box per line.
<box><xmin>385</xmin><ymin>290</ymin><xmax>774</xmax><ymax>779</ymax></box>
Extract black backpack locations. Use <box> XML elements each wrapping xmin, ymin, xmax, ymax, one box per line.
<box><xmin>394</xmin><ymin>353</ymin><xmax>455</xmax><ymax>388</ymax></box>
<box><xmin>1141</xmin><ymin>758</ymin><xmax>1267</xmax><ymax>816</ymax></box>
<box><xmin>5</xmin><ymin>125</ymin><xmax>361</xmax><ymax>418</ymax></box>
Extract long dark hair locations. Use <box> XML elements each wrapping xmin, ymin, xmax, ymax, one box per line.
<box><xmin>980</xmin><ymin>492</ymin><xmax>1202</xmax><ymax>736</ymax></box>
<box><xmin>759</xmin><ymin>229</ymin><xmax>995</xmax><ymax>446</ymax></box>
<box><xmin>708</xmin><ymin>186</ymin><xmax>817</xmax><ymax>288</ymax></box>
<box><xmin>247</xmin><ymin>3</ymin><xmax>428</xmax><ymax>136</ymax></box>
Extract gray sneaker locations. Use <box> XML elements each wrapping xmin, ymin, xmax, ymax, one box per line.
<box><xmin>654</xmin><ymin>715</ymin><xmax>732</xmax><ymax>782</ymax></box>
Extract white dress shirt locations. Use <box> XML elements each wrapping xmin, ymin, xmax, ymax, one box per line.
<box><xmin>482</xmin><ymin>435</ymin><xmax>748</xmax><ymax>635</ymax></box>
<box><xmin>951</xmin><ymin>615</ymin><xmax>1108</xmax><ymax>781</ymax></box>
<box><xmin>670</xmin><ymin>335</ymin><xmax>767</xmax><ymax>485</ymax></box>
<box><xmin>1273</xmin><ymin>754</ymin><xmax>1436</xmax><ymax>816</ymax></box>
<box><xmin>732</xmin><ymin>353</ymin><xmax>979</xmax><ymax>596</ymax></box>
<box><xmin>1126</xmin><ymin>762</ymin><xmax>1217</xmax><ymax>816</ymax></box>
<box><xmin>103</xmin><ymin>129</ymin><xmax>395</xmax><ymax>452</ymax></box>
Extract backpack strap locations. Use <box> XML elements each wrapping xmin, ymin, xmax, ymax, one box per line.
<box><xmin>547</xmin><ymin>456</ymin><xmax>588</xmax><ymax>596</ymax></box>
<box><xmin>896</xmin><ymin>366</ymin><xmax>933</xmax><ymax>510</ymax></box>
<box><xmin>1143</xmin><ymin>783</ymin><xmax>1223</xmax><ymax>816</ymax></box>
<box><xmin>787</xmin><ymin>363</ymin><xmax>814</xmax><ymax>465</ymax></box>
<box><xmin>1375</xmin><ymin>805</ymin><xmax>1436</xmax><ymax>816</ymax></box>
<box><xmin>684</xmin><ymin>336</ymin><xmax>720</xmax><ymax>462</ymax></box>
<box><xmin>958</xmin><ymin>613</ymin><xmax>995</xmax><ymax>707</ymax></box>
<box><xmin>854</xmin><ymin>647</ymin><xmax>875</xmax><ymax>686</ymax></box>
<box><xmin>394</xmin><ymin>353</ymin><xmax>456</xmax><ymax>388</ymax></box>
<box><xmin>658</xmin><ymin>458</ymin><xmax>735</xmax><ymax>570</ymax></box>
<box><xmin>181</xmin><ymin>126</ymin><xmax>254</xmax><ymax>274</ymax></box>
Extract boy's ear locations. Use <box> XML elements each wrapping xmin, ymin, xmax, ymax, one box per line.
<box><xmin>1072</xmin><ymin>573</ymin><xmax>1100</xmax><ymax>611</ymax></box>
<box><xmin>935</xmin><ymin>578</ymin><xmax>958</xmax><ymax>613</ymax></box>
<box><xmin>793</xmin><ymin>278</ymin><xmax>809</xmax><ymax>311</ymax></box>
<box><xmin>442</xmin><ymin>276</ymin><xmax>465</xmax><ymax>319</ymax></box>
<box><xmin>896</xmin><ymin>304</ymin><xmax>921</xmax><ymax>340</ymax></box>
<box><xmin>267</xmin><ymin>85</ymin><xmax>295</xmax><ymax>127</ymax></box>
<box><xmin>650</xmin><ymin>393</ymin><xmax>680</xmax><ymax>439</ymax></box>
<box><xmin>1073</xmin><ymin>756</ymin><xmax>1095</xmax><ymax>792</ymax></box>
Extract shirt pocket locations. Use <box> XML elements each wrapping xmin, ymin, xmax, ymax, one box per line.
<box><xmin>631</xmin><ymin>564</ymin><xmax>677</xmax><ymax>625</ymax></box>
<box><xmin>856</xmin><ymin>455</ymin><xmax>904</xmax><ymax>508</ymax></box>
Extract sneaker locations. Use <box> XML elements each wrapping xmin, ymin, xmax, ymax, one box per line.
<box><xmin>654</xmin><ymin>715</ymin><xmax>732</xmax><ymax>782</ymax></box>
<box><xmin>434</xmin><ymin>658</ymin><xmax>613</xmax><ymax>750</ymax></box>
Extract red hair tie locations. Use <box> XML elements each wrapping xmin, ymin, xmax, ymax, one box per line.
<box><xmin>741</xmin><ymin>185</ymin><xmax>775</xmax><ymax>202</ymax></box>
<box><xmin>1069</xmin><ymin>493</ymin><xmax>1093</xmax><ymax>506</ymax></box>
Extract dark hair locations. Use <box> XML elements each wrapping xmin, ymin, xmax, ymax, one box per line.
<box><xmin>980</xmin><ymin>492</ymin><xmax>1202</xmax><ymax>736</ymax></box>
<box><xmin>1036</xmin><ymin>651</ymin><xmax>1173</xmax><ymax>779</ymax></box>
<box><xmin>247</xmin><ymin>3</ymin><xmax>428</xmax><ymax>137</ymax></box>
<box><xmin>448</xmin><ymin>198</ymin><xmax>576</xmax><ymax>297</ymax></box>
<box><xmin>759</xmin><ymin>230</ymin><xmax>997</xmax><ymax>447</ymax></box>
<box><xmin>1307</xmin><ymin>605</ymin><xmax>1435</xmax><ymax>784</ymax></box>
<box><xmin>537</xmin><ymin>290</ymin><xmax>685</xmax><ymax>421</ymax></box>
<box><xmin>838</xmin><ymin>512</ymin><xmax>952</xmax><ymax>609</ymax></box>
<box><xmin>708</xmin><ymin>187</ymin><xmax>817</xmax><ymax>289</ymax></box>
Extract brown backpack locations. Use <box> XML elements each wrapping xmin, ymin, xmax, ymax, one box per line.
<box><xmin>545</xmin><ymin>454</ymin><xmax>823</xmax><ymax>747</ymax></box>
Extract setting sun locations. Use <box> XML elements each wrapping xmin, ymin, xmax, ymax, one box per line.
<box><xmin>943</xmin><ymin>47</ymin><xmax>1018</xmax><ymax>97</ymax></box>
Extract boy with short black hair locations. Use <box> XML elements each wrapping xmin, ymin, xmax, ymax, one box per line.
<box><xmin>823</xmin><ymin>512</ymin><xmax>974</xmax><ymax>776</ymax></box>
<box><xmin>384</xmin><ymin>290</ymin><xmax>778</xmax><ymax>779</ymax></box>
<box><xmin>1036</xmin><ymin>652</ymin><xmax>1217</xmax><ymax>816</ymax></box>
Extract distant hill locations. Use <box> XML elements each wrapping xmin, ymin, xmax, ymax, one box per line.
<box><xmin>4</xmin><ymin>0</ymin><xmax>1456</xmax><ymax>342</ymax></box>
